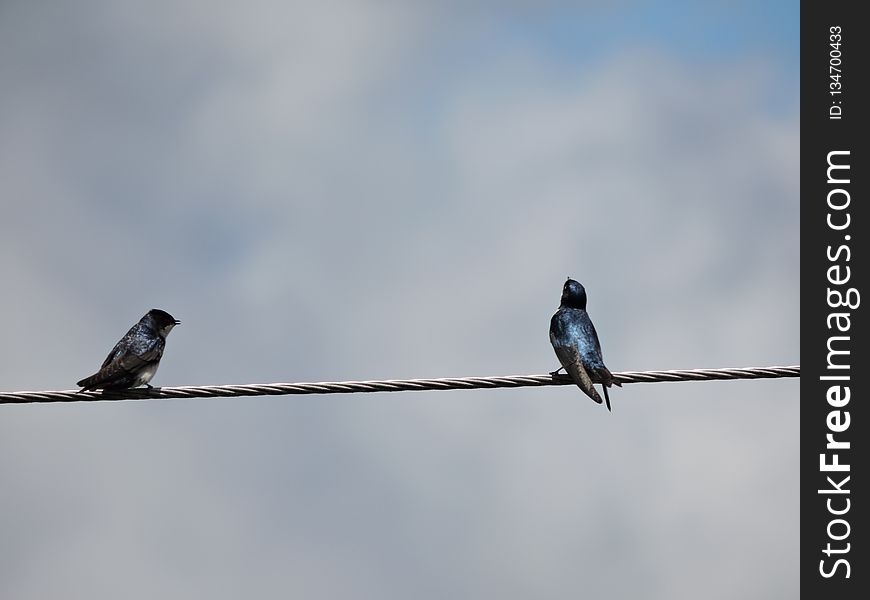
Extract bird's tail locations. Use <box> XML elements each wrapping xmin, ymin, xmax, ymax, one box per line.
<box><xmin>604</xmin><ymin>367</ymin><xmax>622</xmax><ymax>387</ymax></box>
<box><xmin>603</xmin><ymin>385</ymin><xmax>612</xmax><ymax>412</ymax></box>
<box><xmin>76</xmin><ymin>373</ymin><xmax>99</xmax><ymax>392</ymax></box>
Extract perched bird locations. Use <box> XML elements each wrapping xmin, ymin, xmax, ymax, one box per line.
<box><xmin>549</xmin><ymin>278</ymin><xmax>620</xmax><ymax>411</ymax></box>
<box><xmin>77</xmin><ymin>309</ymin><xmax>180</xmax><ymax>391</ymax></box>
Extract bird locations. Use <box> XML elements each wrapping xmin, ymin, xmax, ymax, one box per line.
<box><xmin>77</xmin><ymin>309</ymin><xmax>180</xmax><ymax>391</ymax></box>
<box><xmin>549</xmin><ymin>278</ymin><xmax>620</xmax><ymax>411</ymax></box>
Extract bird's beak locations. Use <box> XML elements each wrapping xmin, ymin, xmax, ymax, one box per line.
<box><xmin>174</xmin><ymin>320</ymin><xmax>181</xmax><ymax>325</ymax></box>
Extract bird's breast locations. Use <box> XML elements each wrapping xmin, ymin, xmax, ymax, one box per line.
<box><xmin>133</xmin><ymin>363</ymin><xmax>159</xmax><ymax>387</ymax></box>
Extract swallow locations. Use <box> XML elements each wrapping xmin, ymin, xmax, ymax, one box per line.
<box><xmin>77</xmin><ymin>309</ymin><xmax>180</xmax><ymax>391</ymax></box>
<box><xmin>549</xmin><ymin>278</ymin><xmax>620</xmax><ymax>411</ymax></box>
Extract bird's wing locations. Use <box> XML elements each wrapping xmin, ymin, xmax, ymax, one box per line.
<box><xmin>576</xmin><ymin>314</ymin><xmax>621</xmax><ymax>388</ymax></box>
<box><xmin>117</xmin><ymin>339</ymin><xmax>163</xmax><ymax>371</ymax></box>
<box><xmin>100</xmin><ymin>324</ymin><xmax>148</xmax><ymax>368</ymax></box>
<box><xmin>100</xmin><ymin>341</ymin><xmax>125</xmax><ymax>369</ymax></box>
<box><xmin>552</xmin><ymin>343</ymin><xmax>603</xmax><ymax>405</ymax></box>
<box><xmin>577</xmin><ymin>313</ymin><xmax>604</xmax><ymax>356</ymax></box>
<box><xmin>79</xmin><ymin>337</ymin><xmax>164</xmax><ymax>389</ymax></box>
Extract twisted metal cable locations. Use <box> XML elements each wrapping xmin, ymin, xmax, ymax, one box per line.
<box><xmin>0</xmin><ymin>365</ymin><xmax>799</xmax><ymax>405</ymax></box>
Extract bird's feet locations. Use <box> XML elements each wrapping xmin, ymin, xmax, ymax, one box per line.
<box><xmin>549</xmin><ymin>367</ymin><xmax>566</xmax><ymax>377</ymax></box>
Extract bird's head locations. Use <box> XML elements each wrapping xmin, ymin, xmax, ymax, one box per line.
<box><xmin>560</xmin><ymin>278</ymin><xmax>587</xmax><ymax>309</ymax></box>
<box><xmin>144</xmin><ymin>309</ymin><xmax>180</xmax><ymax>337</ymax></box>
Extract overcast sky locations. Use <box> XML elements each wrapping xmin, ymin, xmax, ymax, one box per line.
<box><xmin>1</xmin><ymin>1</ymin><xmax>798</xmax><ymax>598</ymax></box>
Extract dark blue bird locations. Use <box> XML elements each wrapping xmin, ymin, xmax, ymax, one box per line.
<box><xmin>549</xmin><ymin>278</ymin><xmax>620</xmax><ymax>411</ymax></box>
<box><xmin>77</xmin><ymin>309</ymin><xmax>180</xmax><ymax>391</ymax></box>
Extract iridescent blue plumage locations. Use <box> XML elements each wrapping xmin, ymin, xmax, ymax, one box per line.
<box><xmin>549</xmin><ymin>278</ymin><xmax>619</xmax><ymax>411</ymax></box>
<box><xmin>77</xmin><ymin>309</ymin><xmax>180</xmax><ymax>391</ymax></box>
